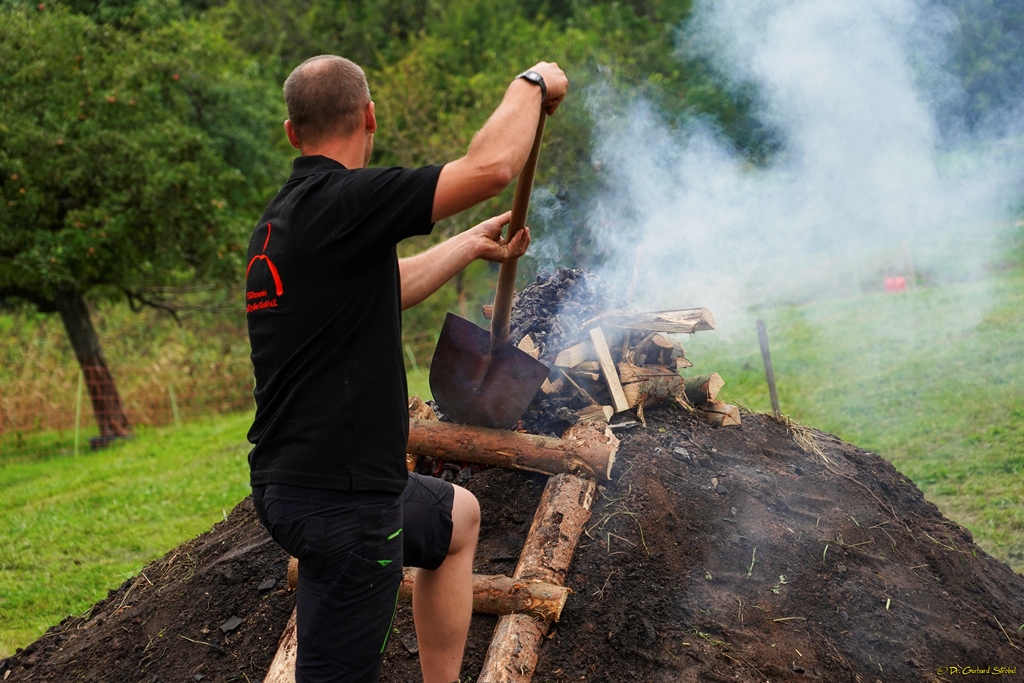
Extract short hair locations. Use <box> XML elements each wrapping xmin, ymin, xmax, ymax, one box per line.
<box><xmin>283</xmin><ymin>55</ymin><xmax>371</xmax><ymax>146</ymax></box>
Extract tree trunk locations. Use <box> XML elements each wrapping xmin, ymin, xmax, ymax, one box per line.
<box><xmin>54</xmin><ymin>288</ymin><xmax>131</xmax><ymax>441</ymax></box>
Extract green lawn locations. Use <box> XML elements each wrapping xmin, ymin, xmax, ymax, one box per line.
<box><xmin>0</xmin><ymin>413</ymin><xmax>253</xmax><ymax>657</ymax></box>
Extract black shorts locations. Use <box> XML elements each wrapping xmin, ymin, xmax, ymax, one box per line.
<box><xmin>251</xmin><ymin>472</ymin><xmax>455</xmax><ymax>683</ymax></box>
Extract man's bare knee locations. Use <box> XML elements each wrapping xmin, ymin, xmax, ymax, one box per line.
<box><xmin>449</xmin><ymin>485</ymin><xmax>480</xmax><ymax>555</ymax></box>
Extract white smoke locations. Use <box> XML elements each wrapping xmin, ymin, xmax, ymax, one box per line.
<box><xmin>585</xmin><ymin>0</ymin><xmax>1024</xmax><ymax>327</ymax></box>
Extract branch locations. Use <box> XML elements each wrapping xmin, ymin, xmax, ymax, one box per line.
<box><xmin>0</xmin><ymin>286</ymin><xmax>57</xmax><ymax>313</ymax></box>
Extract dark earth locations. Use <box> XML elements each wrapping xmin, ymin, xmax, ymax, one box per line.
<box><xmin>4</xmin><ymin>405</ymin><xmax>1023</xmax><ymax>682</ymax></box>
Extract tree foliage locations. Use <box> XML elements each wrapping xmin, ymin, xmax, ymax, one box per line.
<box><xmin>0</xmin><ymin>5</ymin><xmax>288</xmax><ymax>310</ymax></box>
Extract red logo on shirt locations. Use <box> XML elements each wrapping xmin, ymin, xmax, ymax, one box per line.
<box><xmin>246</xmin><ymin>222</ymin><xmax>283</xmax><ymax>313</ymax></box>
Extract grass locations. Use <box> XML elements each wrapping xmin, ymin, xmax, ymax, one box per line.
<box><xmin>0</xmin><ymin>412</ymin><xmax>253</xmax><ymax>657</ymax></box>
<box><xmin>2</xmin><ymin>268</ymin><xmax>1023</xmax><ymax>658</ymax></box>
<box><xmin>686</xmin><ymin>268</ymin><xmax>1024</xmax><ymax>571</ymax></box>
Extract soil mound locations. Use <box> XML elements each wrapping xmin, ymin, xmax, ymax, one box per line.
<box><xmin>4</xmin><ymin>406</ymin><xmax>1023</xmax><ymax>682</ymax></box>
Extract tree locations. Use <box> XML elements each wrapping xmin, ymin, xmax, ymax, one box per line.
<box><xmin>0</xmin><ymin>6</ymin><xmax>288</xmax><ymax>441</ymax></box>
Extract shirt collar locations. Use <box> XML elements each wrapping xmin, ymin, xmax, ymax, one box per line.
<box><xmin>289</xmin><ymin>155</ymin><xmax>348</xmax><ymax>180</ymax></box>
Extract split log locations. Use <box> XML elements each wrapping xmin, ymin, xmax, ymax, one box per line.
<box><xmin>264</xmin><ymin>608</ymin><xmax>298</xmax><ymax>683</ymax></box>
<box><xmin>617</xmin><ymin>362</ymin><xmax>688</xmax><ymax>409</ymax></box>
<box><xmin>683</xmin><ymin>373</ymin><xmax>725</xmax><ymax>407</ymax></box>
<box><xmin>695</xmin><ymin>399</ymin><xmax>741</xmax><ymax>427</ymax></box>
<box><xmin>589</xmin><ymin>327</ymin><xmax>629</xmax><ymax>413</ymax></box>
<box><xmin>584</xmin><ymin>307</ymin><xmax>716</xmax><ymax>334</ymax></box>
<box><xmin>407</xmin><ymin>418</ymin><xmax>618</xmax><ymax>481</ymax></box>
<box><xmin>478</xmin><ymin>473</ymin><xmax>596</xmax><ymax>683</ymax></box>
<box><xmin>553</xmin><ymin>340</ymin><xmax>595</xmax><ymax>368</ymax></box>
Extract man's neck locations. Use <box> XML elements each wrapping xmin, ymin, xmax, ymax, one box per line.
<box><xmin>301</xmin><ymin>137</ymin><xmax>367</xmax><ymax>169</ymax></box>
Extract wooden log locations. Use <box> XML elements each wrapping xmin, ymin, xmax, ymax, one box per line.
<box><xmin>407</xmin><ymin>396</ymin><xmax>438</xmax><ymax>471</ymax></box>
<box><xmin>589</xmin><ymin>327</ymin><xmax>629</xmax><ymax>413</ymax></box>
<box><xmin>407</xmin><ymin>419</ymin><xmax>617</xmax><ymax>481</ymax></box>
<box><xmin>478</xmin><ymin>473</ymin><xmax>596</xmax><ymax>683</ymax></box>
<box><xmin>617</xmin><ymin>362</ymin><xmax>688</xmax><ymax>409</ymax></box>
<box><xmin>398</xmin><ymin>570</ymin><xmax>570</xmax><ymax>621</ymax></box>
<box><xmin>683</xmin><ymin>373</ymin><xmax>725</xmax><ymax>407</ymax></box>
<box><xmin>695</xmin><ymin>399</ymin><xmax>741</xmax><ymax>427</ymax></box>
<box><xmin>286</xmin><ymin>562</ymin><xmax>570</xmax><ymax>620</ymax></box>
<box><xmin>264</xmin><ymin>607</ymin><xmax>298</xmax><ymax>683</ymax></box>
<box><xmin>287</xmin><ymin>556</ymin><xmax>298</xmax><ymax>590</ymax></box>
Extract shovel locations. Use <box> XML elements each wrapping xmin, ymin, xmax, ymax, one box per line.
<box><xmin>429</xmin><ymin>112</ymin><xmax>550</xmax><ymax>429</ymax></box>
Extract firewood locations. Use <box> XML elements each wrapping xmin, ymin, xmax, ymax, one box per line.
<box><xmin>584</xmin><ymin>307</ymin><xmax>716</xmax><ymax>334</ymax></box>
<box><xmin>575</xmin><ymin>403</ymin><xmax>614</xmax><ymax>423</ymax></box>
<box><xmin>683</xmin><ymin>373</ymin><xmax>725</xmax><ymax>407</ymax></box>
<box><xmin>407</xmin><ymin>396</ymin><xmax>437</xmax><ymax>471</ymax></box>
<box><xmin>407</xmin><ymin>418</ymin><xmax>618</xmax><ymax>481</ymax></box>
<box><xmin>482</xmin><ymin>304</ymin><xmax>494</xmax><ymax>319</ymax></box>
<box><xmin>589</xmin><ymin>327</ymin><xmax>629</xmax><ymax>413</ymax></box>
<box><xmin>617</xmin><ymin>362</ymin><xmax>688</xmax><ymax>409</ymax></box>
<box><xmin>478</xmin><ymin>473</ymin><xmax>596</xmax><ymax>683</ymax></box>
<box><xmin>554</xmin><ymin>340</ymin><xmax>595</xmax><ymax>368</ymax></box>
<box><xmin>399</xmin><ymin>570</ymin><xmax>570</xmax><ymax>621</ymax></box>
<box><xmin>517</xmin><ymin>334</ymin><xmax>539</xmax><ymax>359</ymax></box>
<box><xmin>540</xmin><ymin>375</ymin><xmax>565</xmax><ymax>395</ymax></box>
<box><xmin>695</xmin><ymin>399</ymin><xmax>741</xmax><ymax>427</ymax></box>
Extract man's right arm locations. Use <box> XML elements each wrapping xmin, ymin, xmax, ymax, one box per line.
<box><xmin>431</xmin><ymin>62</ymin><xmax>568</xmax><ymax>223</ymax></box>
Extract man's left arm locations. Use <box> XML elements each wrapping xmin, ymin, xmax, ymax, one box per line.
<box><xmin>399</xmin><ymin>211</ymin><xmax>529</xmax><ymax>310</ymax></box>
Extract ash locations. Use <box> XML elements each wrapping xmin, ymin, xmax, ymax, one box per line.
<box><xmin>508</xmin><ymin>268</ymin><xmax>621</xmax><ymax>360</ymax></box>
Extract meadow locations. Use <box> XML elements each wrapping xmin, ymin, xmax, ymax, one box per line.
<box><xmin>1</xmin><ymin>266</ymin><xmax>1022</xmax><ymax>657</ymax></box>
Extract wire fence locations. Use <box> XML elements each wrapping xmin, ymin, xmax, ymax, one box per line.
<box><xmin>0</xmin><ymin>360</ymin><xmax>255</xmax><ymax>460</ymax></box>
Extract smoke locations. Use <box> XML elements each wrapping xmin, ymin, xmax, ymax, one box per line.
<box><xmin>582</xmin><ymin>0</ymin><xmax>1024</xmax><ymax>328</ymax></box>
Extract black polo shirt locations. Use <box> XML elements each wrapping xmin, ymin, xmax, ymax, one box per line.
<box><xmin>245</xmin><ymin>155</ymin><xmax>443</xmax><ymax>494</ymax></box>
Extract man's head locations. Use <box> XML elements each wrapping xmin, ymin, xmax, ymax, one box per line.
<box><xmin>283</xmin><ymin>55</ymin><xmax>374</xmax><ymax>160</ymax></box>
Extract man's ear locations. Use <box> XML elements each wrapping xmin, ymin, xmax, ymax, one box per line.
<box><xmin>284</xmin><ymin>120</ymin><xmax>301</xmax><ymax>150</ymax></box>
<box><xmin>366</xmin><ymin>102</ymin><xmax>377</xmax><ymax>134</ymax></box>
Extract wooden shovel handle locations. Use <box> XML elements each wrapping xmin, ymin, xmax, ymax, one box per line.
<box><xmin>490</xmin><ymin>111</ymin><xmax>547</xmax><ymax>348</ymax></box>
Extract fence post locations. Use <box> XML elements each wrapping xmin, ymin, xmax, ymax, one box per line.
<box><xmin>168</xmin><ymin>384</ymin><xmax>181</xmax><ymax>427</ymax></box>
<box><xmin>73</xmin><ymin>369</ymin><xmax>84</xmax><ymax>457</ymax></box>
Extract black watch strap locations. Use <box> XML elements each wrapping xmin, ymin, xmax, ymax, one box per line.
<box><xmin>515</xmin><ymin>70</ymin><xmax>547</xmax><ymax>102</ymax></box>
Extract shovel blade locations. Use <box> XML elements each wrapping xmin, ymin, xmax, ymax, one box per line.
<box><xmin>429</xmin><ymin>312</ymin><xmax>548</xmax><ymax>429</ymax></box>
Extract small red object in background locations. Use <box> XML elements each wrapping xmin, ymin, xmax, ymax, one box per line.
<box><xmin>884</xmin><ymin>276</ymin><xmax>907</xmax><ymax>292</ymax></box>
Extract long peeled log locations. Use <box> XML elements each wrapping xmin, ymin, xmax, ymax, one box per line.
<box><xmin>285</xmin><ymin>560</ymin><xmax>570</xmax><ymax>621</ymax></box>
<box><xmin>478</xmin><ymin>473</ymin><xmax>596</xmax><ymax>683</ymax></box>
<box><xmin>399</xmin><ymin>570</ymin><xmax>570</xmax><ymax>621</ymax></box>
<box><xmin>407</xmin><ymin>418</ymin><xmax>617</xmax><ymax>481</ymax></box>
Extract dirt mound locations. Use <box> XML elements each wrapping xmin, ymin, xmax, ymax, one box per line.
<box><xmin>4</xmin><ymin>406</ymin><xmax>1023</xmax><ymax>682</ymax></box>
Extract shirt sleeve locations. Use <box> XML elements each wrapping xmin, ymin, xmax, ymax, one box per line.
<box><xmin>344</xmin><ymin>164</ymin><xmax>444</xmax><ymax>246</ymax></box>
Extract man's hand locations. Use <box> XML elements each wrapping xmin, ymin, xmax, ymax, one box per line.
<box><xmin>527</xmin><ymin>62</ymin><xmax>568</xmax><ymax>115</ymax></box>
<box><xmin>469</xmin><ymin>211</ymin><xmax>531</xmax><ymax>263</ymax></box>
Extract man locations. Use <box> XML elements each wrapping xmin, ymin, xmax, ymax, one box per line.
<box><xmin>244</xmin><ymin>55</ymin><xmax>568</xmax><ymax>683</ymax></box>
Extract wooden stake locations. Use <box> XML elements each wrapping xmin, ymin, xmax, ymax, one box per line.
<box><xmin>589</xmin><ymin>327</ymin><xmax>629</xmax><ymax>413</ymax></box>
<box><xmin>756</xmin><ymin>319</ymin><xmax>780</xmax><ymax>417</ymax></box>
<box><xmin>478</xmin><ymin>473</ymin><xmax>596</xmax><ymax>683</ymax></box>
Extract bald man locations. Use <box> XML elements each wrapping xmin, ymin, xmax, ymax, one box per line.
<box><xmin>245</xmin><ymin>56</ymin><xmax>567</xmax><ymax>683</ymax></box>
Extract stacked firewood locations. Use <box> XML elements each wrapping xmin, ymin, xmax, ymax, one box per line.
<box><xmin>491</xmin><ymin>269</ymin><xmax>740</xmax><ymax>432</ymax></box>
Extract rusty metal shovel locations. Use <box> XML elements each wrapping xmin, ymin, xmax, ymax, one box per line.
<box><xmin>429</xmin><ymin>112</ymin><xmax>550</xmax><ymax>429</ymax></box>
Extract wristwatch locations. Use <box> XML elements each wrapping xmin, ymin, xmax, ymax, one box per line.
<box><xmin>515</xmin><ymin>70</ymin><xmax>547</xmax><ymax>102</ymax></box>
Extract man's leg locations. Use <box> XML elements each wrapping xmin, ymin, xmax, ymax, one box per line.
<box><xmin>412</xmin><ymin>485</ymin><xmax>480</xmax><ymax>683</ymax></box>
